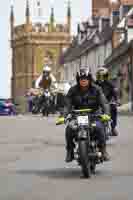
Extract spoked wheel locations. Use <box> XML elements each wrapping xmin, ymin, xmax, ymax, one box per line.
<box><xmin>46</xmin><ymin>110</ymin><xmax>49</xmax><ymax>117</ymax></box>
<box><xmin>42</xmin><ymin>107</ymin><xmax>49</xmax><ymax>117</ymax></box>
<box><xmin>42</xmin><ymin>108</ymin><xmax>46</xmax><ymax>117</ymax></box>
<box><xmin>32</xmin><ymin>106</ymin><xmax>39</xmax><ymax>114</ymax></box>
<box><xmin>79</xmin><ymin>140</ymin><xmax>91</xmax><ymax>178</ymax></box>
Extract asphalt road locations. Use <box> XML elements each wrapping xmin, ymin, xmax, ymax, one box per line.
<box><xmin>0</xmin><ymin>114</ymin><xmax>132</xmax><ymax>200</ymax></box>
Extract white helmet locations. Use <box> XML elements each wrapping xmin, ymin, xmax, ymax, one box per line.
<box><xmin>97</xmin><ymin>67</ymin><xmax>108</xmax><ymax>75</ymax></box>
<box><xmin>96</xmin><ymin>66</ymin><xmax>109</xmax><ymax>81</ymax></box>
<box><xmin>43</xmin><ymin>65</ymin><xmax>51</xmax><ymax>72</ymax></box>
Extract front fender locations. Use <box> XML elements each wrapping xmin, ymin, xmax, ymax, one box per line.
<box><xmin>78</xmin><ymin>129</ymin><xmax>88</xmax><ymax>139</ymax></box>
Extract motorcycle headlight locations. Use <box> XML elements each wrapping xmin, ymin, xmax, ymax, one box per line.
<box><xmin>91</xmin><ymin>122</ymin><xmax>96</xmax><ymax>127</ymax></box>
<box><xmin>78</xmin><ymin>130</ymin><xmax>87</xmax><ymax>138</ymax></box>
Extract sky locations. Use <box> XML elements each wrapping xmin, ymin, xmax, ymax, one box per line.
<box><xmin>0</xmin><ymin>0</ymin><xmax>91</xmax><ymax>98</ymax></box>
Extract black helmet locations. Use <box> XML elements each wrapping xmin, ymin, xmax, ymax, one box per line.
<box><xmin>76</xmin><ymin>67</ymin><xmax>92</xmax><ymax>83</ymax></box>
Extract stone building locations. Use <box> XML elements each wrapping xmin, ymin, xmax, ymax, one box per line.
<box><xmin>61</xmin><ymin>17</ymin><xmax>112</xmax><ymax>84</ymax></box>
<box><xmin>92</xmin><ymin>0</ymin><xmax>133</xmax><ymax>17</ymax></box>
<box><xmin>10</xmin><ymin>0</ymin><xmax>72</xmax><ymax>111</ymax></box>
<box><xmin>105</xmin><ymin>9</ymin><xmax>133</xmax><ymax>109</ymax></box>
<box><xmin>92</xmin><ymin>0</ymin><xmax>111</xmax><ymax>17</ymax></box>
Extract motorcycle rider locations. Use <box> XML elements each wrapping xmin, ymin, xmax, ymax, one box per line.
<box><xmin>35</xmin><ymin>65</ymin><xmax>58</xmax><ymax>113</ymax></box>
<box><xmin>64</xmin><ymin>67</ymin><xmax>110</xmax><ymax>162</ymax></box>
<box><xmin>96</xmin><ymin>66</ymin><xmax>118</xmax><ymax>136</ymax></box>
<box><xmin>35</xmin><ymin>65</ymin><xmax>58</xmax><ymax>90</ymax></box>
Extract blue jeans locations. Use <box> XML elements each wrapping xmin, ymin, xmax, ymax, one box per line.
<box><xmin>110</xmin><ymin>104</ymin><xmax>117</xmax><ymax>129</ymax></box>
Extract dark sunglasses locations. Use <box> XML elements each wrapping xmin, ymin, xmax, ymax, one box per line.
<box><xmin>79</xmin><ymin>76</ymin><xmax>88</xmax><ymax>80</ymax></box>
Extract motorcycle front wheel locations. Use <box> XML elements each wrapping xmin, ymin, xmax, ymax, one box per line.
<box><xmin>42</xmin><ymin>107</ymin><xmax>49</xmax><ymax>117</ymax></box>
<box><xmin>79</xmin><ymin>140</ymin><xmax>91</xmax><ymax>178</ymax></box>
<box><xmin>32</xmin><ymin>105</ymin><xmax>39</xmax><ymax>114</ymax></box>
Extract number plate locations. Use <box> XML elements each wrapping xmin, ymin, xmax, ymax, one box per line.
<box><xmin>77</xmin><ymin>115</ymin><xmax>88</xmax><ymax>125</ymax></box>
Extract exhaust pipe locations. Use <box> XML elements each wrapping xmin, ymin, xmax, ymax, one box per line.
<box><xmin>88</xmin><ymin>152</ymin><xmax>102</xmax><ymax>158</ymax></box>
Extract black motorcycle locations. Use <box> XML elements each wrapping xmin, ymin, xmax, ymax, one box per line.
<box><xmin>32</xmin><ymin>95</ymin><xmax>41</xmax><ymax>114</ymax></box>
<box><xmin>42</xmin><ymin>90</ymin><xmax>51</xmax><ymax>117</ymax></box>
<box><xmin>103</xmin><ymin>116</ymin><xmax>112</xmax><ymax>140</ymax></box>
<box><xmin>57</xmin><ymin>109</ymin><xmax>110</xmax><ymax>178</ymax></box>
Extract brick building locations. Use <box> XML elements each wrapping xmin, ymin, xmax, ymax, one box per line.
<box><xmin>92</xmin><ymin>0</ymin><xmax>133</xmax><ymax>17</ymax></box>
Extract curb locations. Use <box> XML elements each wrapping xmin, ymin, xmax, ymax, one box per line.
<box><xmin>118</xmin><ymin>111</ymin><xmax>133</xmax><ymax>116</ymax></box>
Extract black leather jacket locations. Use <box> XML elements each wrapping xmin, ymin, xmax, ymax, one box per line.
<box><xmin>95</xmin><ymin>80</ymin><xmax>117</xmax><ymax>102</ymax></box>
<box><xmin>64</xmin><ymin>84</ymin><xmax>109</xmax><ymax>115</ymax></box>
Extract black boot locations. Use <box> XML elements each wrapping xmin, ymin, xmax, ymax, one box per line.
<box><xmin>65</xmin><ymin>149</ymin><xmax>74</xmax><ymax>162</ymax></box>
<box><xmin>112</xmin><ymin>128</ymin><xmax>118</xmax><ymax>136</ymax></box>
<box><xmin>100</xmin><ymin>145</ymin><xmax>110</xmax><ymax>162</ymax></box>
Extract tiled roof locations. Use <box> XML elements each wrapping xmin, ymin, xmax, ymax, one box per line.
<box><xmin>98</xmin><ymin>26</ymin><xmax>113</xmax><ymax>44</ymax></box>
<box><xmin>62</xmin><ymin>25</ymin><xmax>113</xmax><ymax>64</ymax></box>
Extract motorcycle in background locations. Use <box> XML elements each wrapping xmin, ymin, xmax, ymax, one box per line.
<box><xmin>32</xmin><ymin>95</ymin><xmax>42</xmax><ymax>114</ymax></box>
<box><xmin>42</xmin><ymin>89</ymin><xmax>51</xmax><ymax>117</ymax></box>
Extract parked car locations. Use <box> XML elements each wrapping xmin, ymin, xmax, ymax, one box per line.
<box><xmin>0</xmin><ymin>99</ymin><xmax>17</xmax><ymax>116</ymax></box>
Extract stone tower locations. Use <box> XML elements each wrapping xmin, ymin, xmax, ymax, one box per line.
<box><xmin>67</xmin><ymin>0</ymin><xmax>71</xmax><ymax>34</ymax></box>
<box><xmin>10</xmin><ymin>0</ymin><xmax>72</xmax><ymax>110</ymax></box>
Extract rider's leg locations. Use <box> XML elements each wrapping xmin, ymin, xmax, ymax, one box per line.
<box><xmin>65</xmin><ymin>125</ymin><xmax>75</xmax><ymax>162</ymax></box>
<box><xmin>110</xmin><ymin>105</ymin><xmax>118</xmax><ymax>136</ymax></box>
<box><xmin>95</xmin><ymin>121</ymin><xmax>110</xmax><ymax>161</ymax></box>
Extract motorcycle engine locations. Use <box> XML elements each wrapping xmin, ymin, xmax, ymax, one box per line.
<box><xmin>69</xmin><ymin>119</ymin><xmax>78</xmax><ymax>131</ymax></box>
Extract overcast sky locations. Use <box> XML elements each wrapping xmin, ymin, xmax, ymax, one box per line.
<box><xmin>0</xmin><ymin>0</ymin><xmax>91</xmax><ymax>98</ymax></box>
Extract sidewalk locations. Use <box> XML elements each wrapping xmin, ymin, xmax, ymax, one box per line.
<box><xmin>118</xmin><ymin>102</ymin><xmax>133</xmax><ymax>116</ymax></box>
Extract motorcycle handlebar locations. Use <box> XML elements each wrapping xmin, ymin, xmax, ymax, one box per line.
<box><xmin>70</xmin><ymin>108</ymin><xmax>93</xmax><ymax>114</ymax></box>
